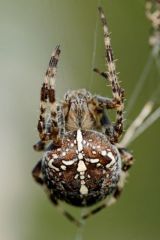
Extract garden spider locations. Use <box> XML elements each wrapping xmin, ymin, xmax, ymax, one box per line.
<box><xmin>32</xmin><ymin>7</ymin><xmax>134</xmax><ymax>226</ymax></box>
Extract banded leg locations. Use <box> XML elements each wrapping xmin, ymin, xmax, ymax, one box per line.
<box><xmin>82</xmin><ymin>148</ymin><xmax>133</xmax><ymax>220</ymax></box>
<box><xmin>37</xmin><ymin>73</ymin><xmax>48</xmax><ymax>141</ymax></box>
<box><xmin>32</xmin><ymin>160</ymin><xmax>44</xmax><ymax>185</ymax></box>
<box><xmin>49</xmin><ymin>193</ymin><xmax>82</xmax><ymax>227</ymax></box>
<box><xmin>33</xmin><ymin>140</ymin><xmax>59</xmax><ymax>152</ymax></box>
<box><xmin>47</xmin><ymin>46</ymin><xmax>62</xmax><ymax>144</ymax></box>
<box><xmin>93</xmin><ymin>67</ymin><xmax>109</xmax><ymax>79</ymax></box>
<box><xmin>35</xmin><ymin>45</ymin><xmax>61</xmax><ymax>148</ymax></box>
<box><xmin>32</xmin><ymin>162</ymin><xmax>81</xmax><ymax>226</ymax></box>
<box><xmin>98</xmin><ymin>7</ymin><xmax>124</xmax><ymax>143</ymax></box>
<box><xmin>95</xmin><ymin>95</ymin><xmax>123</xmax><ymax>110</ymax></box>
<box><xmin>33</xmin><ymin>140</ymin><xmax>46</xmax><ymax>151</ymax></box>
<box><xmin>118</xmin><ymin>147</ymin><xmax>134</xmax><ymax>171</ymax></box>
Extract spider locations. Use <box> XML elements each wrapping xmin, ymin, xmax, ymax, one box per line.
<box><xmin>32</xmin><ymin>7</ymin><xmax>134</xmax><ymax>226</ymax></box>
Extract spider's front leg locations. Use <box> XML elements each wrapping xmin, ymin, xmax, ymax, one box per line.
<box><xmin>34</xmin><ymin>45</ymin><xmax>63</xmax><ymax>151</ymax></box>
<box><xmin>82</xmin><ymin>147</ymin><xmax>134</xmax><ymax>220</ymax></box>
<box><xmin>96</xmin><ymin>7</ymin><xmax>125</xmax><ymax>143</ymax></box>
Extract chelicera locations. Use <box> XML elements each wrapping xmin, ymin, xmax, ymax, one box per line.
<box><xmin>32</xmin><ymin>7</ymin><xmax>133</xmax><ymax>226</ymax></box>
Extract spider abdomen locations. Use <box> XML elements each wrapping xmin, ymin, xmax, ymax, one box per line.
<box><xmin>42</xmin><ymin>130</ymin><xmax>121</xmax><ymax>206</ymax></box>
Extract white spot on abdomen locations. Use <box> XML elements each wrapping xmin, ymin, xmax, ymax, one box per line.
<box><xmin>80</xmin><ymin>185</ymin><xmax>88</xmax><ymax>195</ymax></box>
<box><xmin>76</xmin><ymin>129</ymin><xmax>83</xmax><ymax>152</ymax></box>
<box><xmin>78</xmin><ymin>153</ymin><xmax>83</xmax><ymax>160</ymax></box>
<box><xmin>48</xmin><ymin>160</ymin><xmax>60</xmax><ymax>171</ymax></box>
<box><xmin>106</xmin><ymin>152</ymin><xmax>116</xmax><ymax>168</ymax></box>
<box><xmin>52</xmin><ymin>154</ymin><xmax>58</xmax><ymax>159</ymax></box>
<box><xmin>101</xmin><ymin>150</ymin><xmax>107</xmax><ymax>156</ymax></box>
<box><xmin>62</xmin><ymin>159</ymin><xmax>75</xmax><ymax>166</ymax></box>
<box><xmin>61</xmin><ymin>165</ymin><xmax>66</xmax><ymax>170</ymax></box>
<box><xmin>108</xmin><ymin>152</ymin><xmax>115</xmax><ymax>162</ymax></box>
<box><xmin>90</xmin><ymin>158</ymin><xmax>99</xmax><ymax>163</ymax></box>
<box><xmin>77</xmin><ymin>160</ymin><xmax>87</xmax><ymax>172</ymax></box>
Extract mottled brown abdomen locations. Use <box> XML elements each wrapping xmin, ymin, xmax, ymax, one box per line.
<box><xmin>42</xmin><ymin>130</ymin><xmax>121</xmax><ymax>206</ymax></box>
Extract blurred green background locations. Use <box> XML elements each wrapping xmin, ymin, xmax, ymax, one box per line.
<box><xmin>0</xmin><ymin>0</ymin><xmax>160</xmax><ymax>239</ymax></box>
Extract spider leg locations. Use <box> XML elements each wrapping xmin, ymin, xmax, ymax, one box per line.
<box><xmin>33</xmin><ymin>140</ymin><xmax>60</xmax><ymax>152</ymax></box>
<box><xmin>95</xmin><ymin>95</ymin><xmax>122</xmax><ymax>109</ymax></box>
<box><xmin>98</xmin><ymin>7</ymin><xmax>124</xmax><ymax>143</ymax></box>
<box><xmin>48</xmin><ymin>193</ymin><xmax>82</xmax><ymax>227</ymax></box>
<box><xmin>93</xmin><ymin>67</ymin><xmax>109</xmax><ymax>79</ymax></box>
<box><xmin>33</xmin><ymin>140</ymin><xmax>46</xmax><ymax>151</ymax></box>
<box><xmin>32</xmin><ymin>161</ymin><xmax>81</xmax><ymax>226</ymax></box>
<box><xmin>32</xmin><ymin>160</ymin><xmax>44</xmax><ymax>185</ymax></box>
<box><xmin>35</xmin><ymin>45</ymin><xmax>62</xmax><ymax>148</ymax></box>
<box><xmin>37</xmin><ymin>73</ymin><xmax>48</xmax><ymax>140</ymax></box>
<box><xmin>47</xmin><ymin>46</ymin><xmax>64</xmax><ymax>144</ymax></box>
<box><xmin>82</xmin><ymin>147</ymin><xmax>133</xmax><ymax>220</ymax></box>
<box><xmin>118</xmin><ymin>147</ymin><xmax>134</xmax><ymax>171</ymax></box>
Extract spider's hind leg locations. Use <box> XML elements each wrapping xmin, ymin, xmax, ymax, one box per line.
<box><xmin>82</xmin><ymin>147</ymin><xmax>134</xmax><ymax>220</ymax></box>
<box><xmin>32</xmin><ymin>161</ymin><xmax>81</xmax><ymax>226</ymax></box>
<box><xmin>48</xmin><ymin>193</ymin><xmax>82</xmax><ymax>227</ymax></box>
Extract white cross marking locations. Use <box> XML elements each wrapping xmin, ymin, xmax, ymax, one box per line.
<box><xmin>76</xmin><ymin>129</ymin><xmax>83</xmax><ymax>152</ymax></box>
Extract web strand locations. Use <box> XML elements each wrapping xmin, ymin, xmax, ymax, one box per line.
<box><xmin>88</xmin><ymin>0</ymin><xmax>102</xmax><ymax>91</ymax></box>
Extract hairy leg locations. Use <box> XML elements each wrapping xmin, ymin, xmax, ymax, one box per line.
<box><xmin>48</xmin><ymin>193</ymin><xmax>82</xmax><ymax>227</ymax></box>
<box><xmin>47</xmin><ymin>46</ymin><xmax>63</xmax><ymax>144</ymax></box>
<box><xmin>97</xmin><ymin>7</ymin><xmax>124</xmax><ymax>143</ymax></box>
<box><xmin>32</xmin><ymin>160</ymin><xmax>44</xmax><ymax>185</ymax></box>
<box><xmin>82</xmin><ymin>147</ymin><xmax>133</xmax><ymax>220</ymax></box>
<box><xmin>34</xmin><ymin>45</ymin><xmax>62</xmax><ymax>150</ymax></box>
<box><xmin>32</xmin><ymin>160</ymin><xmax>81</xmax><ymax>226</ymax></box>
<box><xmin>93</xmin><ymin>67</ymin><xmax>109</xmax><ymax>79</ymax></box>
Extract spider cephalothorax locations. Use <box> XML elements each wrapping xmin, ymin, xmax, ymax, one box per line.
<box><xmin>32</xmin><ymin>7</ymin><xmax>133</xmax><ymax>226</ymax></box>
<box><xmin>63</xmin><ymin>89</ymin><xmax>99</xmax><ymax>131</ymax></box>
